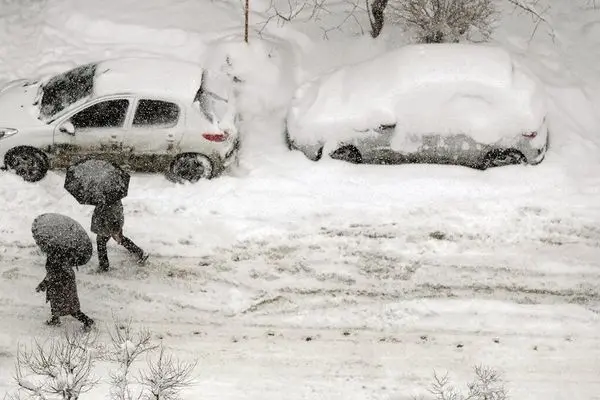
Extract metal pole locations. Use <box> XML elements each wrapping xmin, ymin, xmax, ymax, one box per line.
<box><xmin>244</xmin><ymin>0</ymin><xmax>249</xmax><ymax>43</ymax></box>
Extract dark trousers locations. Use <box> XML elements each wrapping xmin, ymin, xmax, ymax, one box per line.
<box><xmin>72</xmin><ymin>311</ymin><xmax>93</xmax><ymax>326</ymax></box>
<box><xmin>48</xmin><ymin>311</ymin><xmax>93</xmax><ymax>327</ymax></box>
<box><xmin>97</xmin><ymin>233</ymin><xmax>144</xmax><ymax>270</ymax></box>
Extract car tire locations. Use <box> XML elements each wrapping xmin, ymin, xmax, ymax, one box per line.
<box><xmin>480</xmin><ymin>149</ymin><xmax>526</xmax><ymax>169</ymax></box>
<box><xmin>311</xmin><ymin>146</ymin><xmax>324</xmax><ymax>161</ymax></box>
<box><xmin>329</xmin><ymin>145</ymin><xmax>362</xmax><ymax>164</ymax></box>
<box><xmin>5</xmin><ymin>147</ymin><xmax>49</xmax><ymax>182</ymax></box>
<box><xmin>529</xmin><ymin>131</ymin><xmax>549</xmax><ymax>166</ymax></box>
<box><xmin>169</xmin><ymin>153</ymin><xmax>214</xmax><ymax>183</ymax></box>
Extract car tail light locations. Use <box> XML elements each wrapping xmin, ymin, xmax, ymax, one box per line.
<box><xmin>202</xmin><ymin>132</ymin><xmax>229</xmax><ymax>142</ymax></box>
<box><xmin>522</xmin><ymin>131</ymin><xmax>537</xmax><ymax>139</ymax></box>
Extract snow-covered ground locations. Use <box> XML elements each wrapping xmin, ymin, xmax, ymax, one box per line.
<box><xmin>0</xmin><ymin>0</ymin><xmax>599</xmax><ymax>399</ymax></box>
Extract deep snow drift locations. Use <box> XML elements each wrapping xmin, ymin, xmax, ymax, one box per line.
<box><xmin>286</xmin><ymin>43</ymin><xmax>546</xmax><ymax>148</ymax></box>
<box><xmin>0</xmin><ymin>0</ymin><xmax>599</xmax><ymax>399</ymax></box>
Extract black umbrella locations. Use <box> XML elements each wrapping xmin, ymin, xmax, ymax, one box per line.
<box><xmin>64</xmin><ymin>159</ymin><xmax>130</xmax><ymax>206</ymax></box>
<box><xmin>32</xmin><ymin>213</ymin><xmax>93</xmax><ymax>267</ymax></box>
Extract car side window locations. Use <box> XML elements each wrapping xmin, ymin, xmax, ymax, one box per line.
<box><xmin>132</xmin><ymin>99</ymin><xmax>180</xmax><ymax>128</ymax></box>
<box><xmin>70</xmin><ymin>99</ymin><xmax>129</xmax><ymax>129</ymax></box>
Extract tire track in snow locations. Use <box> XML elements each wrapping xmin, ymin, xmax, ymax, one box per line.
<box><xmin>1</xmin><ymin>215</ymin><xmax>599</xmax><ymax>325</ymax></box>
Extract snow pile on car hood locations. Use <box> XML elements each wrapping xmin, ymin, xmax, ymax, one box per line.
<box><xmin>286</xmin><ymin>44</ymin><xmax>547</xmax><ymax>147</ymax></box>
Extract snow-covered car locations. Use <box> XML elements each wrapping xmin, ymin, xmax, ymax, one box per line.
<box><xmin>285</xmin><ymin>44</ymin><xmax>549</xmax><ymax>169</ymax></box>
<box><xmin>0</xmin><ymin>57</ymin><xmax>239</xmax><ymax>182</ymax></box>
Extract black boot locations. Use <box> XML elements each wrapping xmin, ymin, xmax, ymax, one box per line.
<box><xmin>121</xmin><ymin>236</ymin><xmax>146</xmax><ymax>262</ymax></box>
<box><xmin>45</xmin><ymin>315</ymin><xmax>61</xmax><ymax>326</ymax></box>
<box><xmin>73</xmin><ymin>311</ymin><xmax>95</xmax><ymax>332</ymax></box>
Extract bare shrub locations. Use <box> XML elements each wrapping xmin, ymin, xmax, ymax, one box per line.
<box><xmin>104</xmin><ymin>317</ymin><xmax>197</xmax><ymax>400</ymax></box>
<box><xmin>9</xmin><ymin>327</ymin><xmax>99</xmax><ymax>400</ymax></box>
<box><xmin>388</xmin><ymin>0</ymin><xmax>496</xmax><ymax>43</ymax></box>
<box><xmin>105</xmin><ymin>317</ymin><xmax>158</xmax><ymax>400</ymax></box>
<box><xmin>251</xmin><ymin>0</ymin><xmax>555</xmax><ymax>41</ymax></box>
<box><xmin>418</xmin><ymin>365</ymin><xmax>508</xmax><ymax>400</ymax></box>
<box><xmin>139</xmin><ymin>346</ymin><xmax>197</xmax><ymax>400</ymax></box>
<box><xmin>5</xmin><ymin>317</ymin><xmax>197</xmax><ymax>400</ymax></box>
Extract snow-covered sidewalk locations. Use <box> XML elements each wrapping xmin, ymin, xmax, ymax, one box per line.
<box><xmin>1</xmin><ymin>0</ymin><xmax>600</xmax><ymax>398</ymax></box>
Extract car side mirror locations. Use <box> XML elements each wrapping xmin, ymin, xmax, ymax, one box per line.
<box><xmin>59</xmin><ymin>121</ymin><xmax>75</xmax><ymax>136</ymax></box>
<box><xmin>375</xmin><ymin>124</ymin><xmax>396</xmax><ymax>134</ymax></box>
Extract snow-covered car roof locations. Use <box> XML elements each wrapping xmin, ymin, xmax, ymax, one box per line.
<box><xmin>93</xmin><ymin>58</ymin><xmax>204</xmax><ymax>102</ymax></box>
<box><xmin>287</xmin><ymin>44</ymin><xmax>547</xmax><ymax>146</ymax></box>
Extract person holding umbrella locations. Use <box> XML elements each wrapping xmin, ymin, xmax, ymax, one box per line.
<box><xmin>32</xmin><ymin>214</ymin><xmax>95</xmax><ymax>330</ymax></box>
<box><xmin>64</xmin><ymin>159</ymin><xmax>148</xmax><ymax>272</ymax></box>
<box><xmin>92</xmin><ymin>199</ymin><xmax>148</xmax><ymax>271</ymax></box>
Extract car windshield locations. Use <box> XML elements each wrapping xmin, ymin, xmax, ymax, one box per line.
<box><xmin>38</xmin><ymin>63</ymin><xmax>97</xmax><ymax>121</ymax></box>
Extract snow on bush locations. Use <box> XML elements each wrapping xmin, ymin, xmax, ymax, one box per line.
<box><xmin>387</xmin><ymin>0</ymin><xmax>497</xmax><ymax>43</ymax></box>
<box><xmin>8</xmin><ymin>327</ymin><xmax>98</xmax><ymax>400</ymax></box>
<box><xmin>5</xmin><ymin>318</ymin><xmax>196</xmax><ymax>400</ymax></box>
<box><xmin>417</xmin><ymin>365</ymin><xmax>508</xmax><ymax>400</ymax></box>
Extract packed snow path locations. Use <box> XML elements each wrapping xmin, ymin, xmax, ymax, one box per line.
<box><xmin>1</xmin><ymin>175</ymin><xmax>599</xmax><ymax>399</ymax></box>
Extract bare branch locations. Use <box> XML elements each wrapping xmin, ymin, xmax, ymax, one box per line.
<box><xmin>106</xmin><ymin>317</ymin><xmax>157</xmax><ymax>369</ymax></box>
<box><xmin>12</xmin><ymin>327</ymin><xmax>98</xmax><ymax>400</ymax></box>
<box><xmin>505</xmin><ymin>0</ymin><xmax>555</xmax><ymax>41</ymax></box>
<box><xmin>465</xmin><ymin>365</ymin><xmax>508</xmax><ymax>400</ymax></box>
<box><xmin>139</xmin><ymin>345</ymin><xmax>197</xmax><ymax>400</ymax></box>
<box><xmin>255</xmin><ymin>0</ymin><xmax>367</xmax><ymax>39</ymax></box>
<box><xmin>428</xmin><ymin>370</ymin><xmax>460</xmax><ymax>400</ymax></box>
<box><xmin>426</xmin><ymin>365</ymin><xmax>508</xmax><ymax>400</ymax></box>
<box><xmin>107</xmin><ymin>316</ymin><xmax>159</xmax><ymax>400</ymax></box>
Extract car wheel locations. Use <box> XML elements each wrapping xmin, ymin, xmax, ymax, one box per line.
<box><xmin>169</xmin><ymin>153</ymin><xmax>214</xmax><ymax>183</ymax></box>
<box><xmin>481</xmin><ymin>149</ymin><xmax>526</xmax><ymax>169</ymax></box>
<box><xmin>329</xmin><ymin>145</ymin><xmax>362</xmax><ymax>164</ymax></box>
<box><xmin>5</xmin><ymin>148</ymin><xmax>49</xmax><ymax>182</ymax></box>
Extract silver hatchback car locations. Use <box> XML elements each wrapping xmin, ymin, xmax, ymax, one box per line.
<box><xmin>0</xmin><ymin>58</ymin><xmax>239</xmax><ymax>182</ymax></box>
<box><xmin>287</xmin><ymin>122</ymin><xmax>548</xmax><ymax>169</ymax></box>
<box><xmin>286</xmin><ymin>44</ymin><xmax>549</xmax><ymax>169</ymax></box>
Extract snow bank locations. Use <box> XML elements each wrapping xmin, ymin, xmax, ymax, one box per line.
<box><xmin>203</xmin><ymin>34</ymin><xmax>300</xmax><ymax>117</ymax></box>
<box><xmin>200</xmin><ymin>34</ymin><xmax>302</xmax><ymax>160</ymax></box>
<box><xmin>287</xmin><ymin>43</ymin><xmax>547</xmax><ymax>147</ymax></box>
<box><xmin>492</xmin><ymin>0</ymin><xmax>600</xmax><ymax>170</ymax></box>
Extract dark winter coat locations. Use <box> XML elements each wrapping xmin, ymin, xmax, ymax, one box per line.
<box><xmin>91</xmin><ymin>200</ymin><xmax>124</xmax><ymax>236</ymax></box>
<box><xmin>38</xmin><ymin>254</ymin><xmax>81</xmax><ymax>317</ymax></box>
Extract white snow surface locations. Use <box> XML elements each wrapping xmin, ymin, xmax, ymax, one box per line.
<box><xmin>93</xmin><ymin>58</ymin><xmax>205</xmax><ymax>102</ymax></box>
<box><xmin>287</xmin><ymin>44</ymin><xmax>547</xmax><ymax>147</ymax></box>
<box><xmin>0</xmin><ymin>0</ymin><xmax>600</xmax><ymax>399</ymax></box>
